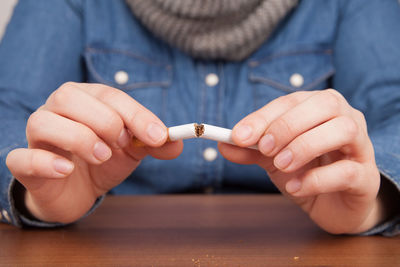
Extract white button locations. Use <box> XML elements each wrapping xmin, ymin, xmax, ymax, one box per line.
<box><xmin>289</xmin><ymin>73</ymin><xmax>304</xmax><ymax>88</ymax></box>
<box><xmin>2</xmin><ymin>210</ymin><xmax>10</xmax><ymax>223</ymax></box>
<box><xmin>203</xmin><ymin>147</ymin><xmax>218</xmax><ymax>162</ymax></box>
<box><xmin>205</xmin><ymin>73</ymin><xmax>219</xmax><ymax>87</ymax></box>
<box><xmin>114</xmin><ymin>70</ymin><xmax>129</xmax><ymax>85</ymax></box>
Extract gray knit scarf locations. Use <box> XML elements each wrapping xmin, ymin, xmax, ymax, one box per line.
<box><xmin>125</xmin><ymin>0</ymin><xmax>298</xmax><ymax>61</ymax></box>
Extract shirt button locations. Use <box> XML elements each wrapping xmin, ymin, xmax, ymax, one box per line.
<box><xmin>289</xmin><ymin>73</ymin><xmax>304</xmax><ymax>88</ymax></box>
<box><xmin>2</xmin><ymin>210</ymin><xmax>10</xmax><ymax>223</ymax></box>
<box><xmin>114</xmin><ymin>70</ymin><xmax>129</xmax><ymax>85</ymax></box>
<box><xmin>205</xmin><ymin>73</ymin><xmax>219</xmax><ymax>87</ymax></box>
<box><xmin>203</xmin><ymin>147</ymin><xmax>218</xmax><ymax>162</ymax></box>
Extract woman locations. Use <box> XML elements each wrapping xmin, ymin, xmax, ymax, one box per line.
<box><xmin>0</xmin><ymin>0</ymin><xmax>399</xmax><ymax>235</ymax></box>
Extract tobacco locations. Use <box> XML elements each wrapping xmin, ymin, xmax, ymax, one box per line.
<box><xmin>194</xmin><ymin>123</ymin><xmax>205</xmax><ymax>137</ymax></box>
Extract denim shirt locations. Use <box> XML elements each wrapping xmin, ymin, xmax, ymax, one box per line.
<box><xmin>0</xmin><ymin>0</ymin><xmax>400</xmax><ymax>235</ymax></box>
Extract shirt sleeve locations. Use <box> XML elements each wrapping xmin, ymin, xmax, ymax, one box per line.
<box><xmin>333</xmin><ymin>0</ymin><xmax>400</xmax><ymax>236</ymax></box>
<box><xmin>0</xmin><ymin>0</ymin><xmax>86</xmax><ymax>227</ymax></box>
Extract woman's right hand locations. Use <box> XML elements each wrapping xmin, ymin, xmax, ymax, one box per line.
<box><xmin>5</xmin><ymin>82</ymin><xmax>183</xmax><ymax>224</ymax></box>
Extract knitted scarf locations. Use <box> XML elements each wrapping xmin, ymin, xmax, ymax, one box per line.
<box><xmin>125</xmin><ymin>0</ymin><xmax>298</xmax><ymax>61</ymax></box>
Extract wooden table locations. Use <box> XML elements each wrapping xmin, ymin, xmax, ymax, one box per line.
<box><xmin>0</xmin><ymin>195</ymin><xmax>399</xmax><ymax>266</ymax></box>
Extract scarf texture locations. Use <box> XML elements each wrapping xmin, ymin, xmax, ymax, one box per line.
<box><xmin>125</xmin><ymin>0</ymin><xmax>298</xmax><ymax>61</ymax></box>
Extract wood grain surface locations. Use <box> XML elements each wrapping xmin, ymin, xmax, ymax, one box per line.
<box><xmin>0</xmin><ymin>195</ymin><xmax>399</xmax><ymax>266</ymax></box>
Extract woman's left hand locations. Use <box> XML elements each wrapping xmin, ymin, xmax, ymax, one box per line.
<box><xmin>219</xmin><ymin>89</ymin><xmax>382</xmax><ymax>234</ymax></box>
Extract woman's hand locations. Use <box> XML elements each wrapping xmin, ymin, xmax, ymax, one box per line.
<box><xmin>219</xmin><ymin>89</ymin><xmax>381</xmax><ymax>234</ymax></box>
<box><xmin>6</xmin><ymin>82</ymin><xmax>183</xmax><ymax>224</ymax></box>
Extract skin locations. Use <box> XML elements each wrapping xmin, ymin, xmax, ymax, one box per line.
<box><xmin>6</xmin><ymin>84</ymin><xmax>382</xmax><ymax>234</ymax></box>
<box><xmin>220</xmin><ymin>89</ymin><xmax>382</xmax><ymax>234</ymax></box>
<box><xmin>6</xmin><ymin>82</ymin><xmax>183</xmax><ymax>224</ymax></box>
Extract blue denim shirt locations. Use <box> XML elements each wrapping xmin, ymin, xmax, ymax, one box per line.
<box><xmin>0</xmin><ymin>0</ymin><xmax>400</xmax><ymax>235</ymax></box>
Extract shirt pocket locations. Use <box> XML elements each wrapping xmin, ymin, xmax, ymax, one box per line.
<box><xmin>248</xmin><ymin>48</ymin><xmax>335</xmax><ymax>110</ymax></box>
<box><xmin>84</xmin><ymin>47</ymin><xmax>172</xmax><ymax>119</ymax></box>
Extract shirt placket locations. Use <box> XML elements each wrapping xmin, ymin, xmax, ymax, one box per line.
<box><xmin>196</xmin><ymin>62</ymin><xmax>225</xmax><ymax>193</ymax></box>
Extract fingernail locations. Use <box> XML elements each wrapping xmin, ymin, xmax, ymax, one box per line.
<box><xmin>259</xmin><ymin>134</ymin><xmax>275</xmax><ymax>154</ymax></box>
<box><xmin>117</xmin><ymin>128</ymin><xmax>130</xmax><ymax>148</ymax></box>
<box><xmin>274</xmin><ymin>149</ymin><xmax>293</xmax><ymax>169</ymax></box>
<box><xmin>93</xmin><ymin>142</ymin><xmax>112</xmax><ymax>162</ymax></box>
<box><xmin>53</xmin><ymin>159</ymin><xmax>74</xmax><ymax>175</ymax></box>
<box><xmin>235</xmin><ymin>125</ymin><xmax>253</xmax><ymax>142</ymax></box>
<box><xmin>286</xmin><ymin>179</ymin><xmax>302</xmax><ymax>194</ymax></box>
<box><xmin>146</xmin><ymin>122</ymin><xmax>167</xmax><ymax>143</ymax></box>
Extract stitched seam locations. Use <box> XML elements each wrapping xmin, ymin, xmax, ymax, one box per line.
<box><xmin>215</xmin><ymin>62</ymin><xmax>225</xmax><ymax>188</ymax></box>
<box><xmin>250</xmin><ymin>74</ymin><xmax>295</xmax><ymax>93</ymax></box>
<box><xmin>124</xmin><ymin>82</ymin><xmax>171</xmax><ymax>90</ymax></box>
<box><xmin>193</xmin><ymin>62</ymin><xmax>206</xmax><ymax>189</ymax></box>
<box><xmin>216</xmin><ymin>63</ymin><xmax>224</xmax><ymax>130</ymax></box>
<box><xmin>249</xmin><ymin>69</ymin><xmax>335</xmax><ymax>93</ymax></box>
<box><xmin>302</xmin><ymin>69</ymin><xmax>336</xmax><ymax>90</ymax></box>
<box><xmin>86</xmin><ymin>47</ymin><xmax>170</xmax><ymax>67</ymax></box>
<box><xmin>161</xmin><ymin>87</ymin><xmax>167</xmax><ymax>122</ymax></box>
<box><xmin>248</xmin><ymin>49</ymin><xmax>333</xmax><ymax>67</ymax></box>
<box><xmin>65</xmin><ymin>0</ymin><xmax>84</xmax><ymax>19</ymax></box>
<box><xmin>84</xmin><ymin>53</ymin><xmax>171</xmax><ymax>90</ymax></box>
<box><xmin>199</xmin><ymin>63</ymin><xmax>208</xmax><ymax>187</ymax></box>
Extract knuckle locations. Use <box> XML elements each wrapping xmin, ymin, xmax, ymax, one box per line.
<box><xmin>248</xmin><ymin>112</ymin><xmax>268</xmax><ymax>129</ymax></box>
<box><xmin>100</xmin><ymin>113</ymin><xmax>124</xmax><ymax>139</ymax></box>
<box><xmin>126</xmin><ymin>106</ymin><xmax>142</xmax><ymax>127</ymax></box>
<box><xmin>355</xmin><ymin>109</ymin><xmax>366</xmax><ymax>122</ymax></box>
<box><xmin>322</xmin><ymin>89</ymin><xmax>343</xmax><ymax>109</ymax></box>
<box><xmin>61</xmin><ymin>81</ymin><xmax>78</xmax><ymax>89</ymax></box>
<box><xmin>339</xmin><ymin>116</ymin><xmax>358</xmax><ymax>140</ymax></box>
<box><xmin>68</xmin><ymin>126</ymin><xmax>96</xmax><ymax>151</ymax></box>
<box><xmin>294</xmin><ymin>134</ymin><xmax>312</xmax><ymax>154</ymax></box>
<box><xmin>26</xmin><ymin>111</ymin><xmax>46</xmax><ymax>138</ymax></box>
<box><xmin>353</xmin><ymin>109</ymin><xmax>367</xmax><ymax>129</ymax></box>
<box><xmin>291</xmin><ymin>90</ymin><xmax>308</xmax><ymax>98</ymax></box>
<box><xmin>96</xmin><ymin>87</ymin><xmax>121</xmax><ymax>103</ymax></box>
<box><xmin>340</xmin><ymin>162</ymin><xmax>359</xmax><ymax>185</ymax></box>
<box><xmin>272</xmin><ymin>117</ymin><xmax>294</xmax><ymax>138</ymax></box>
<box><xmin>281</xmin><ymin>94</ymin><xmax>301</xmax><ymax>109</ymax></box>
<box><xmin>326</xmin><ymin>88</ymin><xmax>344</xmax><ymax>100</ymax></box>
<box><xmin>308</xmin><ymin>170</ymin><xmax>323</xmax><ymax>194</ymax></box>
<box><xmin>321</xmin><ymin>96</ymin><xmax>340</xmax><ymax>115</ymax></box>
<box><xmin>26</xmin><ymin>151</ymin><xmax>39</xmax><ymax>177</ymax></box>
<box><xmin>5</xmin><ymin>150</ymin><xmax>17</xmax><ymax>169</ymax></box>
<box><xmin>50</xmin><ymin>83</ymin><xmax>76</xmax><ymax>107</ymax></box>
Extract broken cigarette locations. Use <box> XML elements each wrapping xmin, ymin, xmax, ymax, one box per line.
<box><xmin>132</xmin><ymin>123</ymin><xmax>258</xmax><ymax>150</ymax></box>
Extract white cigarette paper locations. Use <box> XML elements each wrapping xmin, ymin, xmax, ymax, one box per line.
<box><xmin>168</xmin><ymin>123</ymin><xmax>258</xmax><ymax>150</ymax></box>
<box><xmin>168</xmin><ymin>123</ymin><xmax>198</xmax><ymax>140</ymax></box>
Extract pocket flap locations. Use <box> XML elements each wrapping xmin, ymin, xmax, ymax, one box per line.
<box><xmin>248</xmin><ymin>49</ymin><xmax>335</xmax><ymax>92</ymax></box>
<box><xmin>85</xmin><ymin>48</ymin><xmax>172</xmax><ymax>90</ymax></box>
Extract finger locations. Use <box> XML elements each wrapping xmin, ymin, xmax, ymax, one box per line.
<box><xmin>26</xmin><ymin>110</ymin><xmax>112</xmax><ymax>164</ymax></box>
<box><xmin>146</xmin><ymin>140</ymin><xmax>184</xmax><ymax>160</ymax></box>
<box><xmin>74</xmin><ymin>83</ymin><xmax>168</xmax><ymax>147</ymax></box>
<box><xmin>274</xmin><ymin>116</ymin><xmax>369</xmax><ymax>172</ymax></box>
<box><xmin>6</xmin><ymin>148</ymin><xmax>74</xmax><ymax>190</ymax></box>
<box><xmin>273</xmin><ymin>116</ymin><xmax>365</xmax><ymax>172</ymax></box>
<box><xmin>259</xmin><ymin>89</ymin><xmax>352</xmax><ymax>157</ymax></box>
<box><xmin>45</xmin><ymin>83</ymin><xmax>127</xmax><ymax>149</ymax></box>
<box><xmin>285</xmin><ymin>160</ymin><xmax>367</xmax><ymax>197</ymax></box>
<box><xmin>218</xmin><ymin>142</ymin><xmax>265</xmax><ymax>165</ymax></box>
<box><xmin>232</xmin><ymin>91</ymin><xmax>317</xmax><ymax>147</ymax></box>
